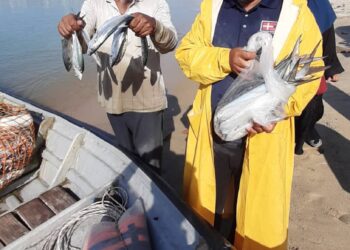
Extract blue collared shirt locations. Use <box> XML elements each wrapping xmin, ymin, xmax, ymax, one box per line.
<box><xmin>211</xmin><ymin>0</ymin><xmax>282</xmax><ymax>111</ymax></box>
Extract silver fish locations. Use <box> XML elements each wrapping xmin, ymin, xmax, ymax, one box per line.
<box><xmin>110</xmin><ymin>25</ymin><xmax>128</xmax><ymax>67</ymax></box>
<box><xmin>81</xmin><ymin>29</ymin><xmax>102</xmax><ymax>67</ymax></box>
<box><xmin>274</xmin><ymin>36</ymin><xmax>301</xmax><ymax>79</ymax></box>
<box><xmin>141</xmin><ymin>37</ymin><xmax>148</xmax><ymax>66</ymax></box>
<box><xmin>72</xmin><ymin>31</ymin><xmax>84</xmax><ymax>80</ymax></box>
<box><xmin>62</xmin><ymin>38</ymin><xmax>72</xmax><ymax>71</ymax></box>
<box><xmin>216</xmin><ymin>38</ymin><xmax>327</xmax><ymax>126</ymax></box>
<box><xmin>295</xmin><ymin>40</ymin><xmax>321</xmax><ymax>80</ymax></box>
<box><xmin>214</xmin><ymin>33</ymin><xmax>329</xmax><ymax>142</ymax></box>
<box><xmin>88</xmin><ymin>14</ymin><xmax>133</xmax><ymax>55</ymax></box>
<box><xmin>274</xmin><ymin>39</ymin><xmax>327</xmax><ymax>84</ymax></box>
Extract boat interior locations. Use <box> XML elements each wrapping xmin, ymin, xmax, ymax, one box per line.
<box><xmin>0</xmin><ymin>93</ymin><xmax>230</xmax><ymax>250</ymax></box>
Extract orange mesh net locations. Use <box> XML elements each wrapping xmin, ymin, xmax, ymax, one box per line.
<box><xmin>0</xmin><ymin>103</ymin><xmax>35</xmax><ymax>189</ymax></box>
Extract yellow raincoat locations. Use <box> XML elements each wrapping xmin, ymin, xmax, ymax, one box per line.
<box><xmin>175</xmin><ymin>0</ymin><xmax>324</xmax><ymax>249</ymax></box>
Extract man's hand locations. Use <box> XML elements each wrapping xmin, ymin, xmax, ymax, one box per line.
<box><xmin>246</xmin><ymin>122</ymin><xmax>276</xmax><ymax>135</ymax></box>
<box><xmin>229</xmin><ymin>48</ymin><xmax>256</xmax><ymax>75</ymax></box>
<box><xmin>58</xmin><ymin>14</ymin><xmax>85</xmax><ymax>39</ymax></box>
<box><xmin>129</xmin><ymin>13</ymin><xmax>156</xmax><ymax>37</ymax></box>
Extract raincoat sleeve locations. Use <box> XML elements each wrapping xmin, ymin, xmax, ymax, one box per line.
<box><xmin>175</xmin><ymin>1</ymin><xmax>232</xmax><ymax>85</ymax></box>
<box><xmin>151</xmin><ymin>0</ymin><xmax>178</xmax><ymax>54</ymax></box>
<box><xmin>284</xmin><ymin>8</ymin><xmax>325</xmax><ymax>117</ymax></box>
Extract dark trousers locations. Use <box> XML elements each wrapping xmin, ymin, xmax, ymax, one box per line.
<box><xmin>295</xmin><ymin>95</ymin><xmax>324</xmax><ymax>151</ymax></box>
<box><xmin>107</xmin><ymin>111</ymin><xmax>163</xmax><ymax>174</ymax></box>
<box><xmin>212</xmin><ymin>134</ymin><xmax>246</xmax><ymax>242</ymax></box>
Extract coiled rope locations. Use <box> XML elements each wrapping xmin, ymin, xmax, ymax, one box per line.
<box><xmin>27</xmin><ymin>186</ymin><xmax>128</xmax><ymax>250</ymax></box>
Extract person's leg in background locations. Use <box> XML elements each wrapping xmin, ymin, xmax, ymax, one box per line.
<box><xmin>306</xmin><ymin>24</ymin><xmax>345</xmax><ymax>147</ymax></box>
<box><xmin>305</xmin><ymin>94</ymin><xmax>324</xmax><ymax>147</ymax></box>
<box><xmin>107</xmin><ymin>113</ymin><xmax>134</xmax><ymax>153</ymax></box>
<box><xmin>295</xmin><ymin>95</ymin><xmax>320</xmax><ymax>155</ymax></box>
<box><xmin>128</xmin><ymin>111</ymin><xmax>163</xmax><ymax>175</ymax></box>
<box><xmin>107</xmin><ymin>111</ymin><xmax>163</xmax><ymax>175</ymax></box>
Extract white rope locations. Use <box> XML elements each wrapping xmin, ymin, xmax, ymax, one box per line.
<box><xmin>28</xmin><ymin>186</ymin><xmax>128</xmax><ymax>250</ymax></box>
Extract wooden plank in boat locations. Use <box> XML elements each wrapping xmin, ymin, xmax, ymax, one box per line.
<box><xmin>39</xmin><ymin>186</ymin><xmax>77</xmax><ymax>214</ymax></box>
<box><xmin>0</xmin><ymin>213</ymin><xmax>29</xmax><ymax>245</ymax></box>
<box><xmin>15</xmin><ymin>198</ymin><xmax>55</xmax><ymax>230</ymax></box>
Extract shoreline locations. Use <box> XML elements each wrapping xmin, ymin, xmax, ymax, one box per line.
<box><xmin>2</xmin><ymin>1</ymin><xmax>348</xmax><ymax>249</ymax></box>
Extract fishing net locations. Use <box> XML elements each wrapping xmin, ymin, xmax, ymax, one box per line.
<box><xmin>0</xmin><ymin>102</ymin><xmax>35</xmax><ymax>189</ymax></box>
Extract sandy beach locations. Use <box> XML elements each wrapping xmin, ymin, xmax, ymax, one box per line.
<box><xmin>288</xmin><ymin>13</ymin><xmax>350</xmax><ymax>249</ymax></box>
<box><xmin>21</xmin><ymin>1</ymin><xmax>349</xmax><ymax>249</ymax></box>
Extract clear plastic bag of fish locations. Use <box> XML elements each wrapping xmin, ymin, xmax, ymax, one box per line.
<box><xmin>214</xmin><ymin>32</ymin><xmax>325</xmax><ymax>141</ymax></box>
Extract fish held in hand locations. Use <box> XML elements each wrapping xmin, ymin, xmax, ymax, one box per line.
<box><xmin>72</xmin><ymin>32</ymin><xmax>84</xmax><ymax>80</ymax></box>
<box><xmin>61</xmin><ymin>32</ymin><xmax>84</xmax><ymax>80</ymax></box>
<box><xmin>88</xmin><ymin>14</ymin><xmax>133</xmax><ymax>55</ymax></box>
<box><xmin>81</xmin><ymin>29</ymin><xmax>102</xmax><ymax>68</ymax></box>
<box><xmin>62</xmin><ymin>38</ymin><xmax>72</xmax><ymax>72</ymax></box>
<box><xmin>110</xmin><ymin>25</ymin><xmax>128</xmax><ymax>67</ymax></box>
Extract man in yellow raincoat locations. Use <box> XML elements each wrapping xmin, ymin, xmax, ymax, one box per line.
<box><xmin>175</xmin><ymin>0</ymin><xmax>324</xmax><ymax>249</ymax></box>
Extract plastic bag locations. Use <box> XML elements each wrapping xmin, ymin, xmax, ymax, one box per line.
<box><xmin>214</xmin><ymin>32</ymin><xmax>295</xmax><ymax>141</ymax></box>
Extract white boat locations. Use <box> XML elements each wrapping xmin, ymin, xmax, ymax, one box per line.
<box><xmin>0</xmin><ymin>90</ymin><xmax>231</xmax><ymax>250</ymax></box>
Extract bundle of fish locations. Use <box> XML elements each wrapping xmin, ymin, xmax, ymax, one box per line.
<box><xmin>214</xmin><ymin>32</ymin><xmax>327</xmax><ymax>142</ymax></box>
<box><xmin>62</xmin><ymin>14</ymin><xmax>148</xmax><ymax>80</ymax></box>
<box><xmin>61</xmin><ymin>13</ymin><xmax>88</xmax><ymax>80</ymax></box>
<box><xmin>87</xmin><ymin>14</ymin><xmax>148</xmax><ymax>67</ymax></box>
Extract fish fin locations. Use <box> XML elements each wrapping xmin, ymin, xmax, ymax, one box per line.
<box><xmin>287</xmin><ymin>58</ymin><xmax>301</xmax><ymax>81</ymax></box>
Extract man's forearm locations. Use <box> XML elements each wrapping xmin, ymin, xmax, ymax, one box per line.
<box><xmin>151</xmin><ymin>20</ymin><xmax>178</xmax><ymax>54</ymax></box>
